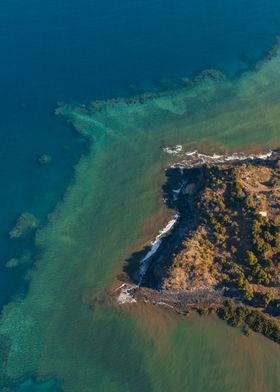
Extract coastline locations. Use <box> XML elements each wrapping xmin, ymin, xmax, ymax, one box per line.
<box><xmin>116</xmin><ymin>149</ymin><xmax>280</xmax><ymax>343</ymax></box>
<box><xmin>1</xmin><ymin>37</ymin><xmax>280</xmax><ymax>387</ymax></box>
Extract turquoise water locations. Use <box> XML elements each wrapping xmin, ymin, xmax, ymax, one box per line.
<box><xmin>0</xmin><ymin>1</ymin><xmax>280</xmax><ymax>391</ymax></box>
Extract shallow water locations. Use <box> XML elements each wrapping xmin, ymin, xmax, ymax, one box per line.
<box><xmin>1</xmin><ymin>0</ymin><xmax>280</xmax><ymax>305</ymax></box>
<box><xmin>1</xmin><ymin>47</ymin><xmax>280</xmax><ymax>390</ymax></box>
<box><xmin>1</xmin><ymin>1</ymin><xmax>280</xmax><ymax>391</ymax></box>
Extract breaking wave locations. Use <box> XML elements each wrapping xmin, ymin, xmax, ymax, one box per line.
<box><xmin>163</xmin><ymin>146</ymin><xmax>276</xmax><ymax>168</ymax></box>
<box><xmin>138</xmin><ymin>214</ymin><xmax>179</xmax><ymax>285</ymax></box>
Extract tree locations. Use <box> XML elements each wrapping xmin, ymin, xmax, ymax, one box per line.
<box><xmin>247</xmin><ymin>251</ymin><xmax>258</xmax><ymax>266</ymax></box>
<box><xmin>262</xmin><ymin>292</ymin><xmax>274</xmax><ymax>308</ymax></box>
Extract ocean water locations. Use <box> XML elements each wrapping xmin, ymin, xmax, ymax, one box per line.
<box><xmin>0</xmin><ymin>1</ymin><xmax>280</xmax><ymax>391</ymax></box>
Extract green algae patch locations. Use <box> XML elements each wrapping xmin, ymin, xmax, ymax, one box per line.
<box><xmin>0</xmin><ymin>49</ymin><xmax>280</xmax><ymax>391</ymax></box>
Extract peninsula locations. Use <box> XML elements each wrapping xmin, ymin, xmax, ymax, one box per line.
<box><xmin>119</xmin><ymin>149</ymin><xmax>280</xmax><ymax>343</ymax></box>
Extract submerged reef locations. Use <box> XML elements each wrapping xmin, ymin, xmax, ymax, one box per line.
<box><xmin>56</xmin><ymin>42</ymin><xmax>280</xmax><ymax>149</ymax></box>
<box><xmin>37</xmin><ymin>154</ymin><xmax>52</xmax><ymax>165</ymax></box>
<box><xmin>5</xmin><ymin>250</ymin><xmax>31</xmax><ymax>269</ymax></box>
<box><xmin>1</xmin><ymin>43</ymin><xmax>280</xmax><ymax>390</ymax></box>
<box><xmin>9</xmin><ymin>213</ymin><xmax>38</xmax><ymax>239</ymax></box>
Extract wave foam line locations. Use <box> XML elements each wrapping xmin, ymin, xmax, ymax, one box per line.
<box><xmin>166</xmin><ymin>148</ymin><xmax>275</xmax><ymax>168</ymax></box>
<box><xmin>138</xmin><ymin>214</ymin><xmax>179</xmax><ymax>285</ymax></box>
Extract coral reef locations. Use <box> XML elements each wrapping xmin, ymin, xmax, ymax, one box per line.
<box><xmin>9</xmin><ymin>213</ymin><xmax>38</xmax><ymax>239</ymax></box>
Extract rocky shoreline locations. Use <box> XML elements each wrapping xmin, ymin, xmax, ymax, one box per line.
<box><xmin>117</xmin><ymin>283</ymin><xmax>225</xmax><ymax>312</ymax></box>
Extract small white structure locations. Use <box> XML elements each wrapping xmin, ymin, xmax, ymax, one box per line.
<box><xmin>259</xmin><ymin>211</ymin><xmax>267</xmax><ymax>217</ymax></box>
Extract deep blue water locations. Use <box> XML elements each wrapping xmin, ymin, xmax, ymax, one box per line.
<box><xmin>0</xmin><ymin>0</ymin><xmax>280</xmax><ymax>363</ymax></box>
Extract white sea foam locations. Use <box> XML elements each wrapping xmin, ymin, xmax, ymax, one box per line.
<box><xmin>173</xmin><ymin>186</ymin><xmax>182</xmax><ymax>194</ymax></box>
<box><xmin>117</xmin><ymin>284</ymin><xmax>136</xmax><ymax>304</ymax></box>
<box><xmin>185</xmin><ymin>150</ymin><xmax>197</xmax><ymax>156</ymax></box>
<box><xmin>163</xmin><ymin>145</ymin><xmax>183</xmax><ymax>154</ymax></box>
<box><xmin>193</xmin><ymin>150</ymin><xmax>273</xmax><ymax>163</ymax></box>
<box><xmin>164</xmin><ymin>146</ymin><xmax>275</xmax><ymax>168</ymax></box>
<box><xmin>138</xmin><ymin>214</ymin><xmax>179</xmax><ymax>284</ymax></box>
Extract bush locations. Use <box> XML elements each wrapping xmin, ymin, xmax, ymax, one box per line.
<box><xmin>218</xmin><ymin>301</ymin><xmax>280</xmax><ymax>344</ymax></box>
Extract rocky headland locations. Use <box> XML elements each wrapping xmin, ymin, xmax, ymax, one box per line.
<box><xmin>118</xmin><ymin>148</ymin><xmax>280</xmax><ymax>343</ymax></box>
